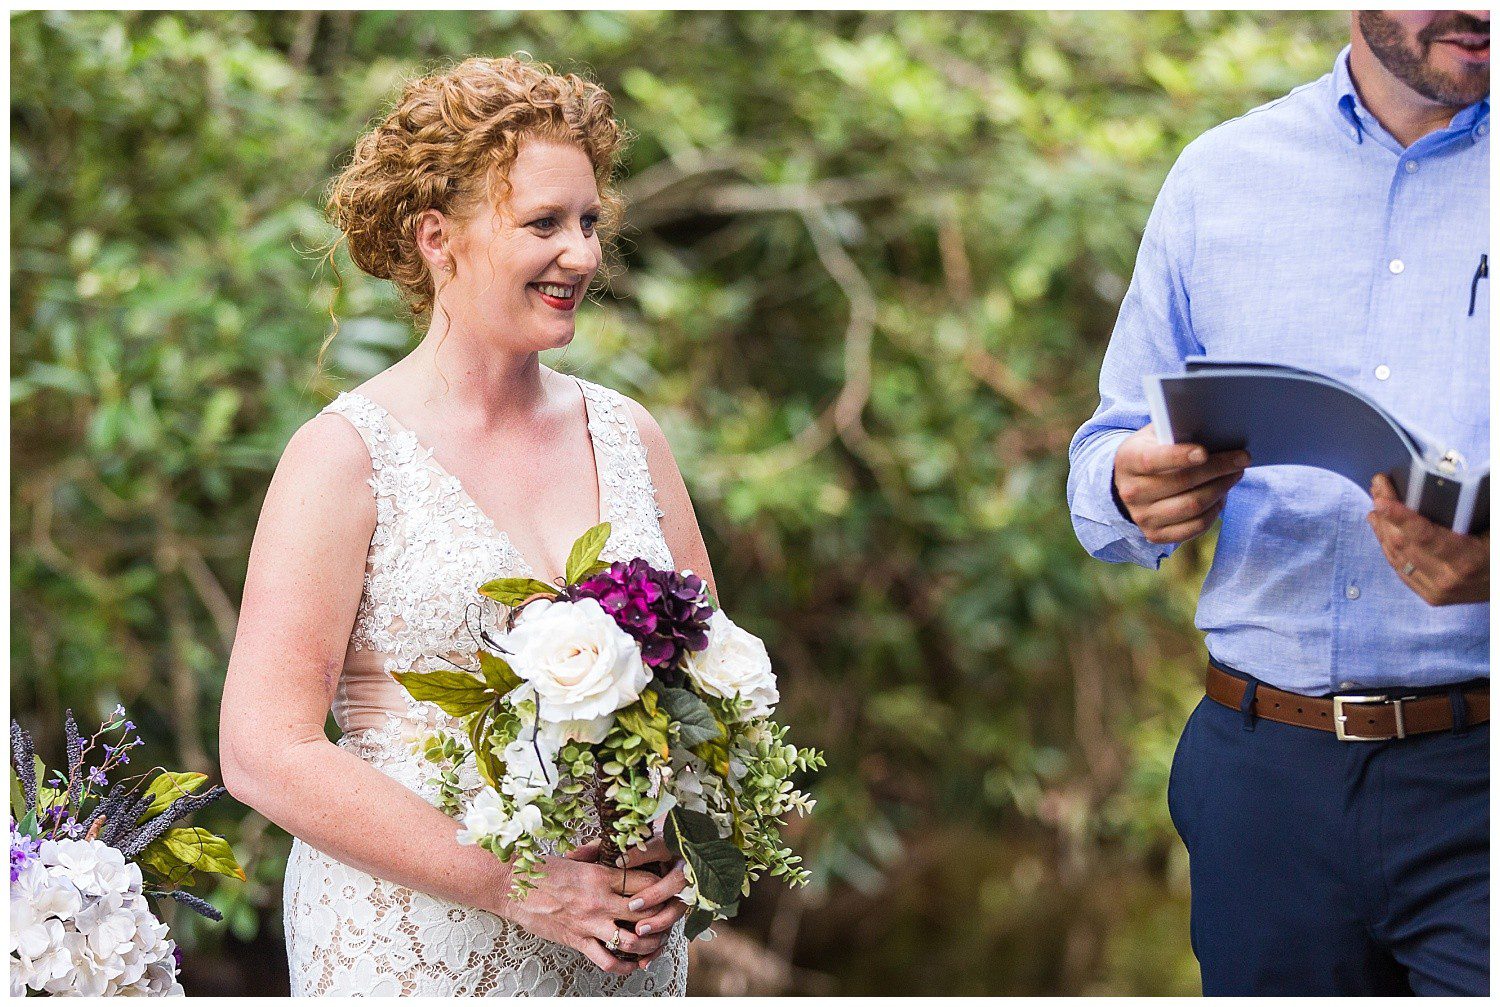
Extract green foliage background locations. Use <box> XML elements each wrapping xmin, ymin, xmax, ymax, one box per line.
<box><xmin>12</xmin><ymin>10</ymin><xmax>1346</xmax><ymax>995</ymax></box>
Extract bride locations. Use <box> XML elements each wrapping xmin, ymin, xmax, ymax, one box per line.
<box><xmin>218</xmin><ymin>56</ymin><xmax>710</xmax><ymax>996</ymax></box>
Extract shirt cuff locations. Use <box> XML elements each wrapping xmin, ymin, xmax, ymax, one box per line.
<box><xmin>1069</xmin><ymin>430</ymin><xmax>1174</xmax><ymax>569</ymax></box>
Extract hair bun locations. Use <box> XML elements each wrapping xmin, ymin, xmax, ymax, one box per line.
<box><xmin>325</xmin><ymin>54</ymin><xmax>625</xmax><ymax>319</ymax></box>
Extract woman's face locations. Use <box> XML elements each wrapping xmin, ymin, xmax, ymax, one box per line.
<box><xmin>437</xmin><ymin>138</ymin><xmax>603</xmax><ymax>353</ymax></box>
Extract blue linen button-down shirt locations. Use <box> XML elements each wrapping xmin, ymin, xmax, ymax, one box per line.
<box><xmin>1068</xmin><ymin>47</ymin><xmax>1489</xmax><ymax>696</ymax></box>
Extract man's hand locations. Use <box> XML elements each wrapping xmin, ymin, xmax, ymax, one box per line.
<box><xmin>1368</xmin><ymin>474</ymin><xmax>1489</xmax><ymax>605</ymax></box>
<box><xmin>1112</xmin><ymin>424</ymin><xmax>1251</xmax><ymax>545</ymax></box>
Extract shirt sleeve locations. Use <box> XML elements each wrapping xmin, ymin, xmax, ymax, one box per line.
<box><xmin>1067</xmin><ymin>156</ymin><xmax>1205</xmax><ymax>569</ymax></box>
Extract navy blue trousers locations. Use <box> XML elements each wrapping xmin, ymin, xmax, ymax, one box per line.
<box><xmin>1168</xmin><ymin>671</ymin><xmax>1489</xmax><ymax>996</ymax></box>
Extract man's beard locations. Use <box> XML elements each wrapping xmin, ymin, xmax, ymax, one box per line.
<box><xmin>1358</xmin><ymin>11</ymin><xmax>1490</xmax><ymax>108</ymax></box>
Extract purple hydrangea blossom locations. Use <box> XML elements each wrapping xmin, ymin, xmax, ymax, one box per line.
<box><xmin>10</xmin><ymin>820</ymin><xmax>41</xmax><ymax>882</ymax></box>
<box><xmin>569</xmin><ymin>559</ymin><xmax>715</xmax><ymax>681</ymax></box>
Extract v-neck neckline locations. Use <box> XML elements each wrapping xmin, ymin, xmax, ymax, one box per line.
<box><xmin>345</xmin><ymin>378</ymin><xmax>608</xmax><ymax>585</ymax></box>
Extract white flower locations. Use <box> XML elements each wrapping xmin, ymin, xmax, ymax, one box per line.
<box><xmin>9</xmin><ymin>839</ymin><xmax>181</xmax><ymax>997</ymax></box>
<box><xmin>538</xmin><ymin>714</ymin><xmax>613</xmax><ymax>747</ymax></box>
<box><xmin>683</xmin><ymin>611</ymin><xmax>779</xmax><ymax>720</ymax></box>
<box><xmin>499</xmin><ymin>733</ymin><xmax>560</xmax><ymax>804</ymax></box>
<box><xmin>40</xmin><ymin>838</ymin><xmax>132</xmax><ymax>898</ymax></box>
<box><xmin>669</xmin><ymin>756</ymin><xmax>710</xmax><ymax>815</ymax></box>
<box><xmin>456</xmin><ymin>789</ymin><xmax>512</xmax><ymax>846</ymax></box>
<box><xmin>647</xmin><ymin>791</ymin><xmax>677</xmax><ymax>824</ymax></box>
<box><xmin>76</xmin><ymin>892</ymin><xmax>139</xmax><ymax>959</ymax></box>
<box><xmin>127</xmin><ymin>950</ymin><xmax>182</xmax><ymax>996</ymax></box>
<box><xmin>506</xmin><ymin>598</ymin><xmax>649</xmax><ymax>723</ymax></box>
<box><xmin>495</xmin><ymin>804</ymin><xmax>545</xmax><ymax>848</ymax></box>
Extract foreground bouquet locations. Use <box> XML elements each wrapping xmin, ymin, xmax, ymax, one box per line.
<box><xmin>9</xmin><ymin>710</ymin><xmax>244</xmax><ymax>996</ymax></box>
<box><xmin>397</xmin><ymin>523</ymin><xmax>822</xmax><ymax>938</ymax></box>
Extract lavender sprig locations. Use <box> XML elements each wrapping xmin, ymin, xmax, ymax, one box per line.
<box><xmin>64</xmin><ymin>710</ymin><xmax>85</xmax><ymax>812</ymax></box>
<box><xmin>99</xmin><ymin>791</ymin><xmax>156</xmax><ymax>847</ymax></box>
<box><xmin>119</xmin><ymin>787</ymin><xmax>229</xmax><ymax>860</ymax></box>
<box><xmin>11</xmin><ymin>720</ymin><xmax>37</xmax><ymax>815</ymax></box>
<box><xmin>161</xmin><ymin>888</ymin><xmax>224</xmax><ymax>922</ymax></box>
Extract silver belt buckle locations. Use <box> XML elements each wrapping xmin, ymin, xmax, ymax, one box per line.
<box><xmin>1333</xmin><ymin>694</ymin><xmax>1406</xmax><ymax>741</ymax></box>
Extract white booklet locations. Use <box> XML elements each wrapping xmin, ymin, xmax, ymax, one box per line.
<box><xmin>1144</xmin><ymin>358</ymin><xmax>1488</xmax><ymax>535</ymax></box>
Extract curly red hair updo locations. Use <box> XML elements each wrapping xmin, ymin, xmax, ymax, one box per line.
<box><xmin>326</xmin><ymin>54</ymin><xmax>626</xmax><ymax>320</ymax></box>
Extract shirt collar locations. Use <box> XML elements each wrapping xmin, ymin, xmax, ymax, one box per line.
<box><xmin>1333</xmin><ymin>43</ymin><xmax>1490</xmax><ymax>149</ymax></box>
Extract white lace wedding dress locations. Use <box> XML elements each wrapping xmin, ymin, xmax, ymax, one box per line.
<box><xmin>282</xmin><ymin>378</ymin><xmax>688</xmax><ymax>996</ymax></box>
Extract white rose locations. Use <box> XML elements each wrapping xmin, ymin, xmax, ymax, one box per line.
<box><xmin>506</xmin><ymin>598</ymin><xmax>649</xmax><ymax>723</ymax></box>
<box><xmin>538</xmin><ymin>714</ymin><xmax>613</xmax><ymax>748</ymax></box>
<box><xmin>683</xmin><ymin>611</ymin><xmax>779</xmax><ymax>720</ymax></box>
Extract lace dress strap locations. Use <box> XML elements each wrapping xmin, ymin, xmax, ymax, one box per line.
<box><xmin>318</xmin><ymin>392</ymin><xmax>397</xmax><ymax>471</ymax></box>
<box><xmin>577</xmin><ymin>380</ymin><xmax>673</xmax><ymax>568</ymax></box>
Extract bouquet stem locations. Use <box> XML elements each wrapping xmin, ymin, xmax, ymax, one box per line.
<box><xmin>592</xmin><ymin>767</ymin><xmax>661</xmax><ymax>963</ymax></box>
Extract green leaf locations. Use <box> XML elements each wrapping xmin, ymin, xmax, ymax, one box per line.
<box><xmin>138</xmin><ymin>771</ymin><xmax>209</xmax><ymax>822</ymax></box>
<box><xmin>468</xmin><ymin>707</ymin><xmax>502</xmax><ymax>790</ymax></box>
<box><xmin>684</xmin><ymin>907</ymin><xmax>717</xmax><ymax>941</ymax></box>
<box><xmin>478</xmin><ymin>651</ymin><xmax>522</xmax><ymax>696</ymax></box>
<box><xmin>564</xmin><ymin>522</ymin><xmax>612</xmax><ymax>584</ymax></box>
<box><xmin>477</xmin><ymin>577</ymin><xmax>559</xmax><ymax>607</ymax></box>
<box><xmin>615</xmin><ymin>692</ymin><xmax>671</xmax><ymax>759</ymax></box>
<box><xmin>393</xmin><ymin>670</ymin><xmax>492</xmax><ymax>718</ymax></box>
<box><xmin>692</xmin><ymin>736</ymin><xmax>732</xmax><ymax>779</ymax></box>
<box><xmin>10</xmin><ymin>768</ymin><xmax>27</xmax><ymax>820</ymax></box>
<box><xmin>665</xmin><ymin>808</ymin><xmax>745</xmax><ymax>911</ymax></box>
<box><xmin>658</xmin><ymin>687</ymin><xmax>722</xmax><ymax>748</ymax></box>
<box><xmin>142</xmin><ymin>827</ymin><xmax>246</xmax><ymax>884</ymax></box>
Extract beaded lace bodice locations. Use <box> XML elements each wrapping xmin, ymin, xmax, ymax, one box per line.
<box><xmin>282</xmin><ymin>378</ymin><xmax>686</xmax><ymax>997</ymax></box>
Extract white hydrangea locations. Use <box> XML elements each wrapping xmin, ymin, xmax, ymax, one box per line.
<box><xmin>9</xmin><ymin>839</ymin><xmax>183</xmax><ymax>997</ymax></box>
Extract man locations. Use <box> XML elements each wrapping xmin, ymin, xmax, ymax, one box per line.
<box><xmin>1068</xmin><ymin>11</ymin><xmax>1488</xmax><ymax>996</ymax></box>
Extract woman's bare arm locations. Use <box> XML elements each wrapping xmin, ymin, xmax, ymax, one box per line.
<box><xmin>218</xmin><ymin>414</ymin><xmax>516</xmax><ymax>911</ymax></box>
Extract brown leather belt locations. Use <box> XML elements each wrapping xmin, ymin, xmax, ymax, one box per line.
<box><xmin>1206</xmin><ymin>664</ymin><xmax>1489</xmax><ymax>741</ymax></box>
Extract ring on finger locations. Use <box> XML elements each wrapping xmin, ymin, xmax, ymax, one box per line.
<box><xmin>1402</xmin><ymin>561</ymin><xmax>1416</xmax><ymax>576</ymax></box>
<box><xmin>606</xmin><ymin>927</ymin><xmax>622</xmax><ymax>952</ymax></box>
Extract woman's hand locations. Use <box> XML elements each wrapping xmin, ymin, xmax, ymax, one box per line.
<box><xmin>572</xmin><ymin>835</ymin><xmax>692</xmax><ymax>944</ymax></box>
<box><xmin>492</xmin><ymin>850</ymin><xmax>668</xmax><ymax>975</ymax></box>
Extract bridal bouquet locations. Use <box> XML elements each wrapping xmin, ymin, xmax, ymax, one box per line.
<box><xmin>396</xmin><ymin>523</ymin><xmax>822</xmax><ymax>938</ymax></box>
<box><xmin>9</xmin><ymin>710</ymin><xmax>243</xmax><ymax>996</ymax></box>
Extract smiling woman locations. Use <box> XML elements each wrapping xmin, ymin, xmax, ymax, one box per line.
<box><xmin>217</xmin><ymin>55</ymin><xmax>716</xmax><ymax>996</ymax></box>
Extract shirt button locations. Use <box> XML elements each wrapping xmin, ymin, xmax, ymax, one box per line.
<box><xmin>1405</xmin><ymin>160</ymin><xmax>1419</xmax><ymax>173</ymax></box>
<box><xmin>1388</xmin><ymin>259</ymin><xmax>1405</xmax><ymax>274</ymax></box>
<box><xmin>1375</xmin><ymin>364</ymin><xmax>1391</xmax><ymax>380</ymax></box>
<box><xmin>1345</xmin><ymin>585</ymin><xmax>1361</xmax><ymax>600</ymax></box>
<box><xmin>1339</xmin><ymin>681</ymin><xmax>1357</xmax><ymax>690</ymax></box>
